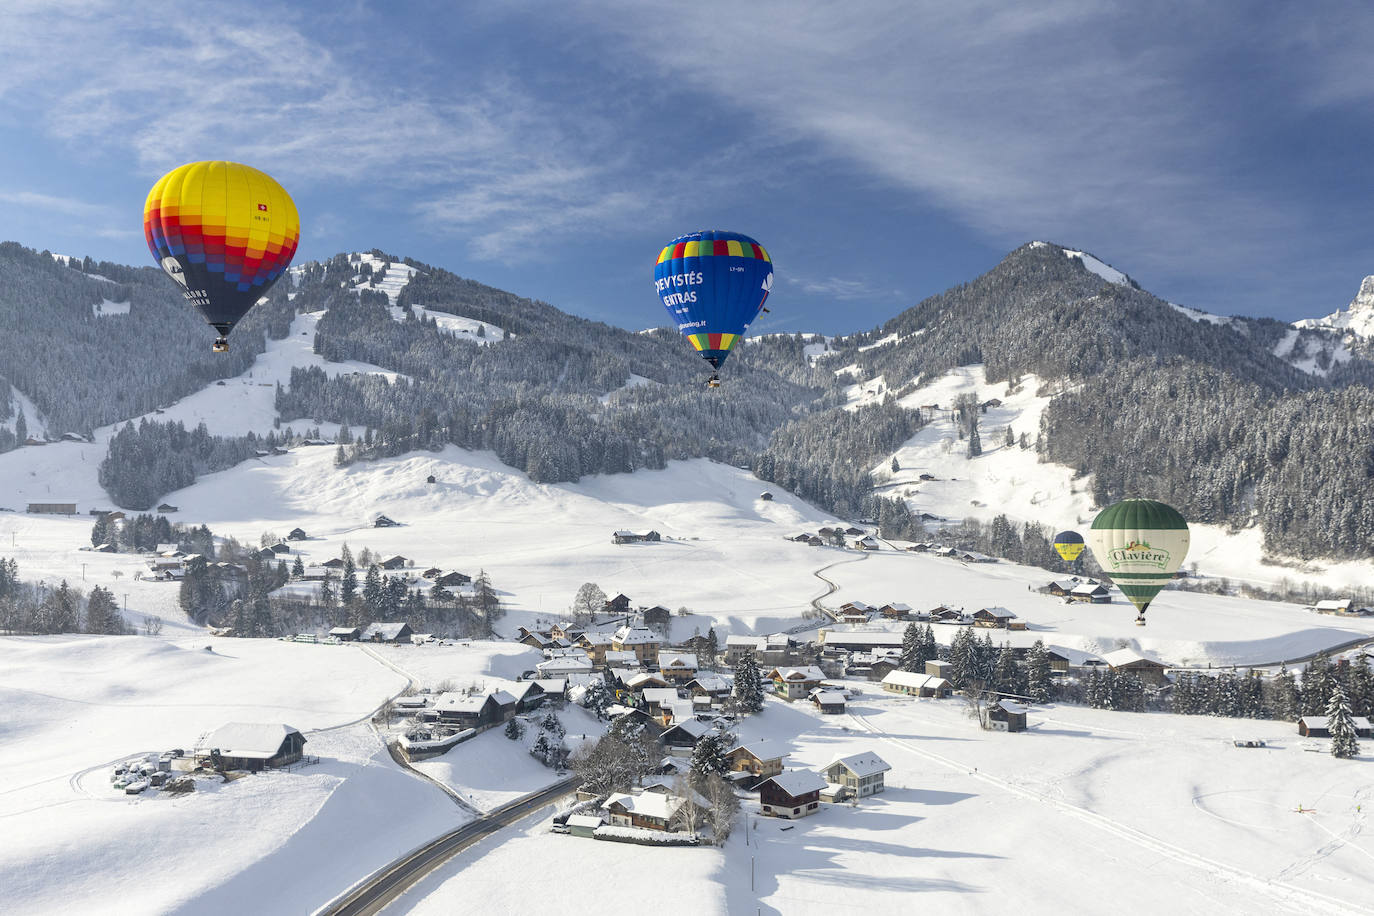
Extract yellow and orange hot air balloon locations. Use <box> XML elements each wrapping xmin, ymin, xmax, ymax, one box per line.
<box><xmin>144</xmin><ymin>161</ymin><xmax>299</xmax><ymax>351</ymax></box>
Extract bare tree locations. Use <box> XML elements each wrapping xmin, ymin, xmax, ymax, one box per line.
<box><xmin>703</xmin><ymin>774</ymin><xmax>740</xmax><ymax>843</ymax></box>
<box><xmin>673</xmin><ymin>774</ymin><xmax>703</xmax><ymax>838</ymax></box>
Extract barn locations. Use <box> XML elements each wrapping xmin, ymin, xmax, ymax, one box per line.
<box><xmin>196</xmin><ymin>723</ymin><xmax>306</xmax><ymax>772</ymax></box>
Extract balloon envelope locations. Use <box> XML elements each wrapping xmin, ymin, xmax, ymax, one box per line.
<box><xmin>654</xmin><ymin>230</ymin><xmax>773</xmax><ymax>370</ymax></box>
<box><xmin>144</xmin><ymin>161</ymin><xmax>300</xmax><ymax>348</ymax></box>
<box><xmin>1052</xmin><ymin>530</ymin><xmax>1085</xmax><ymax>562</ymax></box>
<box><xmin>1088</xmin><ymin>499</ymin><xmax>1189</xmax><ymax>616</ymax></box>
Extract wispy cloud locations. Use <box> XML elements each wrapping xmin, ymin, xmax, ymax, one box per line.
<box><xmin>787</xmin><ymin>272</ymin><xmax>893</xmax><ymax>301</ymax></box>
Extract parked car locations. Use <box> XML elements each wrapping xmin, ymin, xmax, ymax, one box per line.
<box><xmin>124</xmin><ymin>780</ymin><xmax>149</xmax><ymax>795</ymax></box>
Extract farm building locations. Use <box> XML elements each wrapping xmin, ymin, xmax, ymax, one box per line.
<box><xmin>881</xmin><ymin>670</ymin><xmax>952</xmax><ymax>698</ymax></box>
<box><xmin>196</xmin><ymin>723</ymin><xmax>306</xmax><ymax>772</ymax></box>
<box><xmin>984</xmin><ymin>699</ymin><xmax>1030</xmax><ymax>732</ymax></box>
<box><xmin>1298</xmin><ymin>716</ymin><xmax>1374</xmax><ymax>738</ymax></box>
<box><xmin>362</xmin><ymin>622</ymin><xmax>414</xmax><ymax>644</ymax></box>
<box><xmin>759</xmin><ymin>770</ymin><xmax>827</xmax><ymax>819</ymax></box>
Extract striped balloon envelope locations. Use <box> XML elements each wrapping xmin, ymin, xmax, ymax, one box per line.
<box><xmin>1052</xmin><ymin>530</ymin><xmax>1085</xmax><ymax>562</ymax></box>
<box><xmin>144</xmin><ymin>161</ymin><xmax>300</xmax><ymax>351</ymax></box>
<box><xmin>1088</xmin><ymin>499</ymin><xmax>1190</xmax><ymax>624</ymax></box>
<box><xmin>654</xmin><ymin>230</ymin><xmax>773</xmax><ymax>384</ymax></box>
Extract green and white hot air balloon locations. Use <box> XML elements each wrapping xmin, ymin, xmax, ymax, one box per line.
<box><xmin>1088</xmin><ymin>499</ymin><xmax>1189</xmax><ymax>626</ymax></box>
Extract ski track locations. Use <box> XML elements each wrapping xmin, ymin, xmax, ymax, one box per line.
<box><xmin>847</xmin><ymin>709</ymin><xmax>1370</xmax><ymax>915</ymax></box>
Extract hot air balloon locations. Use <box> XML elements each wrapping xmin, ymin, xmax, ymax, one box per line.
<box><xmin>1053</xmin><ymin>530</ymin><xmax>1085</xmax><ymax>563</ymax></box>
<box><xmin>144</xmin><ymin>161</ymin><xmax>300</xmax><ymax>352</ymax></box>
<box><xmin>1087</xmin><ymin>499</ymin><xmax>1189</xmax><ymax>626</ymax></box>
<box><xmin>654</xmin><ymin>230</ymin><xmax>773</xmax><ymax>387</ymax></box>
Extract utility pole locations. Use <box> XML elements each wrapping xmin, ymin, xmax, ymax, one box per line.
<box><xmin>82</xmin><ymin>563</ymin><xmax>86</xmax><ymax>581</ymax></box>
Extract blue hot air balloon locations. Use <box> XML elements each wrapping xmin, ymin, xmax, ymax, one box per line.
<box><xmin>654</xmin><ymin>230</ymin><xmax>773</xmax><ymax>386</ymax></box>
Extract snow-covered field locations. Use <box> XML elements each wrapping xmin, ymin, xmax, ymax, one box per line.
<box><xmin>403</xmin><ymin>691</ymin><xmax>1374</xmax><ymax>916</ymax></box>
<box><xmin>0</xmin><ymin>635</ymin><xmax>464</xmax><ymax>916</ymax></box>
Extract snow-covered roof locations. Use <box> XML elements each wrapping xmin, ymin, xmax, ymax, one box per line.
<box><xmin>1102</xmin><ymin>648</ymin><xmax>1166</xmax><ymax>668</ymax></box>
<box><xmin>489</xmin><ymin>690</ymin><xmax>516</xmax><ymax>707</ymax></box>
<box><xmin>641</xmin><ymin>687</ymin><xmax>681</xmax><ymax>704</ymax></box>
<box><xmin>198</xmin><ymin>723</ymin><xmax>302</xmax><ymax>760</ymax></box>
<box><xmin>434</xmin><ymin>692</ymin><xmax>490</xmax><ymax>713</ymax></box>
<box><xmin>613</xmin><ymin>626</ymin><xmax>659</xmax><ymax>645</ymax></box>
<box><xmin>763</xmin><ymin>770</ymin><xmax>828</xmax><ymax>798</ymax></box>
<box><xmin>821</xmin><ymin>628</ymin><xmax>905</xmax><ymax>647</ymax></box>
<box><xmin>604</xmin><ymin>791</ymin><xmax>682</xmax><ymax>820</ymax></box>
<box><xmin>579</xmin><ymin>631</ymin><xmax>616</xmax><ymax>646</ymax></box>
<box><xmin>1071</xmin><ymin>583</ymin><xmax>1109</xmax><ymax>595</ymax></box>
<box><xmin>728</xmin><ymin>740</ymin><xmax>785</xmax><ymax>762</ymax></box>
<box><xmin>627</xmin><ymin>672</ymin><xmax>668</xmax><ymax>688</ymax></box>
<box><xmin>881</xmin><ymin>671</ymin><xmax>949</xmax><ymax>690</ymax></box>
<box><xmin>662</xmin><ymin>717</ymin><xmax>713</xmax><ymax>740</ymax></box>
<box><xmin>770</xmin><ymin>665</ymin><xmax>825</xmax><ymax>682</ymax></box>
<box><xmin>659</xmin><ymin>652</ymin><xmax>698</xmax><ymax>669</ymax></box>
<box><xmin>566</xmin><ymin>814</ymin><xmax>603</xmax><ymax>829</ymax></box>
<box><xmin>537</xmin><ymin>655</ymin><xmax>593</xmax><ymax>674</ymax></box>
<box><xmin>998</xmin><ymin>700</ymin><xmax>1031</xmax><ymax>714</ymax></box>
<box><xmin>532</xmin><ymin>679</ymin><xmax>567</xmax><ymax>694</ymax></box>
<box><xmin>1315</xmin><ymin>599</ymin><xmax>1353</xmax><ymax>611</ymax></box>
<box><xmin>882</xmin><ymin>602</ymin><xmax>911</xmax><ymax>612</ymax></box>
<box><xmin>813</xmin><ymin>691</ymin><xmax>847</xmax><ymax>705</ymax></box>
<box><xmin>362</xmin><ymin>622</ymin><xmax>410</xmax><ymax>640</ymax></box>
<box><xmin>976</xmin><ymin>607</ymin><xmax>1016</xmax><ymax>619</ymax></box>
<box><xmin>689</xmin><ymin>675</ymin><xmax>729</xmax><ymax>692</ymax></box>
<box><xmin>328</xmin><ymin>626</ymin><xmax>359</xmax><ymax>635</ymax></box>
<box><xmin>825</xmin><ymin>752</ymin><xmax>890</xmax><ymax>778</ymax></box>
<box><xmin>1300</xmin><ymin>715</ymin><xmax>1373</xmax><ymax>730</ymax></box>
<box><xmin>725</xmin><ymin>635</ymin><xmax>768</xmax><ymax>648</ymax></box>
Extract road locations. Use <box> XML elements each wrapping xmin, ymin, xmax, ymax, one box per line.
<box><xmin>318</xmin><ymin>775</ymin><xmax>580</xmax><ymax>916</ymax></box>
<box><xmin>805</xmin><ymin>553</ymin><xmax>870</xmax><ymax>625</ymax></box>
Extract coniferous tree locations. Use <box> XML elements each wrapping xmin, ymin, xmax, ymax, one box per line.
<box><xmin>1327</xmin><ymin>683</ymin><xmax>1360</xmax><ymax>760</ymax></box>
<box><xmin>340</xmin><ymin>545</ymin><xmax>357</xmax><ymax>606</ymax></box>
<box><xmin>899</xmin><ymin>622</ymin><xmax>923</xmax><ymax>672</ymax></box>
<box><xmin>1026</xmin><ymin>640</ymin><xmax>1052</xmax><ymax>702</ymax></box>
<box><xmin>733</xmin><ymin>651</ymin><xmax>765</xmax><ymax>713</ymax></box>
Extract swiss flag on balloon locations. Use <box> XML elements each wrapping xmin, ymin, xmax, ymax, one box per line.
<box><xmin>258</xmin><ymin>203</ymin><xmax>268</xmax><ymax>211</ymax></box>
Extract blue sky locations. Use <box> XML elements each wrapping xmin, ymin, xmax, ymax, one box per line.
<box><xmin>2</xmin><ymin>1</ymin><xmax>1373</xmax><ymax>334</ymax></box>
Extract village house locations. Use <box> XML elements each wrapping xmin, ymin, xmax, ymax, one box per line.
<box><xmin>434</xmin><ymin>572</ymin><xmax>471</xmax><ymax>588</ymax></box>
<box><xmin>640</xmin><ymin>687</ymin><xmax>681</xmax><ymax>719</ymax></box>
<box><xmin>881</xmin><ymin>670</ymin><xmax>952</xmax><ymax>698</ymax></box>
<box><xmin>973</xmin><ymin>607</ymin><xmax>1017</xmax><ymax>629</ymax></box>
<box><xmin>603</xmin><ymin>791</ymin><xmax>684</xmax><ymax>831</ymax></box>
<box><xmin>1298</xmin><ymin>715</ymin><xmax>1374</xmax><ymax>738</ymax></box>
<box><xmin>1101</xmin><ymin>648</ymin><xmax>1171</xmax><ymax>686</ymax></box>
<box><xmin>533</xmin><ymin>679</ymin><xmax>568</xmax><ymax>705</ymax></box>
<box><xmin>536</xmin><ymin>654</ymin><xmax>595</xmax><ymax>679</ymax></box>
<box><xmin>420</xmin><ymin>567</ymin><xmax>443</xmax><ymax>579</ymax></box>
<box><xmin>879</xmin><ymin>603</ymin><xmax>913</xmax><ymax>620</ymax></box>
<box><xmin>661</xmin><ymin>717</ymin><xmax>715</xmax><ymax>754</ymax></box>
<box><xmin>550</xmin><ymin>621</ymin><xmax>583</xmax><ymax>642</ymax></box>
<box><xmin>1311</xmin><ymin>599</ymin><xmax>1370</xmax><ymax>616</ymax></box>
<box><xmin>287</xmin><ymin>528</ymin><xmax>308</xmax><ymax>541</ymax></box>
<box><xmin>726</xmin><ymin>740</ymin><xmax>786</xmax><ymax>782</ymax></box>
<box><xmin>374</xmin><ymin>514</ymin><xmax>399</xmax><ymax>528</ymax></box>
<box><xmin>1046</xmin><ymin>578</ymin><xmax>1079</xmax><ymax>597</ymax></box>
<box><xmin>196</xmin><ymin>723</ymin><xmax>306</xmax><ymax>773</ymax></box>
<box><xmin>819</xmin><ymin>627</ymin><xmax>905</xmax><ymax>652</ymax></box>
<box><xmin>841</xmin><ymin>608</ymin><xmax>872</xmax><ymax>625</ymax></box>
<box><xmin>1044</xmin><ymin>647</ymin><xmax>1073</xmax><ymax>674</ymax></box>
<box><xmin>759</xmin><ymin>491</ymin><xmax>774</xmax><ymax>501</ymax></box>
<box><xmin>362</xmin><ymin>622</ymin><xmax>414</xmax><ymax>644</ymax></box>
<box><xmin>611</xmin><ymin>625</ymin><xmax>661</xmax><ymax>666</ymax></box>
<box><xmin>157</xmin><ymin>503</ymin><xmax>179</xmax><ymax>513</ymax></box>
<box><xmin>984</xmin><ymin>699</ymin><xmax>1030</xmax><ymax>732</ymax></box>
<box><xmin>329</xmin><ymin>626</ymin><xmax>361</xmax><ymax>641</ymax></box>
<box><xmin>268</xmin><ymin>542</ymin><xmax>291</xmax><ymax>555</ymax></box>
<box><xmin>822</xmin><ymin>752</ymin><xmax>891</xmax><ymax>798</ymax></box>
<box><xmin>377</xmin><ymin>555</ymin><xmax>409</xmax><ymax>570</ymax></box>
<box><xmin>509</xmin><ymin>681</ymin><xmax>546</xmax><ymax>713</ymax></box>
<box><xmin>1072</xmin><ymin>582</ymin><xmax>1111</xmax><ymax>603</ymax></box>
<box><xmin>322</xmin><ymin>557</ymin><xmax>346</xmax><ymax>569</ymax></box>
<box><xmin>768</xmin><ymin>665</ymin><xmax>826</xmax><ymax>699</ymax></box>
<box><xmin>575</xmin><ymin>631</ymin><xmax>615</xmax><ymax>664</ymax></box>
<box><xmin>759</xmin><ymin>770</ymin><xmax>828</xmax><ymax>819</ymax></box>
<box><xmin>811</xmin><ymin>690</ymin><xmax>847</xmax><ymax>714</ymax></box>
<box><xmin>686</xmin><ymin>674</ymin><xmax>731</xmax><ymax>700</ymax></box>
<box><xmin>659</xmin><ymin>652</ymin><xmax>699</xmax><ymax>683</ymax></box>
<box><xmin>434</xmin><ymin>690</ymin><xmax>516</xmax><ymax>729</ymax></box>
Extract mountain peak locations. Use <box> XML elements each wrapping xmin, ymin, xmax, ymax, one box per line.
<box><xmin>1295</xmin><ymin>274</ymin><xmax>1374</xmax><ymax>338</ymax></box>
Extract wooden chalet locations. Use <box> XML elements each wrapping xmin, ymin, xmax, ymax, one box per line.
<box><xmin>659</xmin><ymin>652</ymin><xmax>699</xmax><ymax>683</ymax></box>
<box><xmin>660</xmin><ymin>717</ymin><xmax>714</xmax><ymax>753</ymax></box>
<box><xmin>611</xmin><ymin>625</ymin><xmax>661</xmax><ymax>665</ymax></box>
<box><xmin>157</xmin><ymin>503</ymin><xmax>179</xmax><ymax>513</ymax></box>
<box><xmin>421</xmin><ymin>567</ymin><xmax>443</xmax><ymax>579</ymax></box>
<box><xmin>686</xmin><ymin>675</ymin><xmax>731</xmax><ymax>699</ymax></box>
<box><xmin>434</xmin><ymin>690</ymin><xmax>516</xmax><ymax>729</ymax></box>
<box><xmin>434</xmin><ymin>571</ymin><xmax>470</xmax><ymax>587</ymax></box>
<box><xmin>1102</xmin><ymin>649</ymin><xmax>1170</xmax><ymax>686</ymax></box>
<box><xmin>879</xmin><ymin>603</ymin><xmax>913</xmax><ymax>620</ymax></box>
<box><xmin>322</xmin><ymin>557</ymin><xmax>346</xmax><ymax>569</ymax></box>
<box><xmin>854</xmin><ymin>536</ymin><xmax>882</xmax><ymax>551</ymax></box>
<box><xmin>811</xmin><ymin>690</ymin><xmax>847</xmax><ymax>714</ymax></box>
<box><xmin>196</xmin><ymin>723</ymin><xmax>306</xmax><ymax>773</ymax></box>
<box><xmin>509</xmin><ymin>681</ymin><xmax>546</xmax><ymax>712</ymax></box>
<box><xmin>287</xmin><ymin>528</ymin><xmax>308</xmax><ymax>541</ymax></box>
<box><xmin>374</xmin><ymin>514</ymin><xmax>399</xmax><ymax>528</ymax></box>
<box><xmin>329</xmin><ymin>626</ymin><xmax>361</xmax><ymax>641</ymax></box>
<box><xmin>759</xmin><ymin>770</ymin><xmax>827</xmax><ymax>819</ymax></box>
<box><xmin>821</xmin><ymin>752</ymin><xmax>891</xmax><ymax>798</ymax></box>
<box><xmin>1298</xmin><ymin>715</ymin><xmax>1374</xmax><ymax>738</ymax></box>
<box><xmin>984</xmin><ymin>699</ymin><xmax>1030</xmax><ymax>732</ymax></box>
<box><xmin>605</xmin><ymin>593</ymin><xmax>633</xmax><ymax>613</ymax></box>
<box><xmin>973</xmin><ymin>607</ymin><xmax>1017</xmax><ymax>629</ymax></box>
<box><xmin>612</xmin><ymin>530</ymin><xmax>661</xmax><ymax>544</ymax></box>
<box><xmin>759</xmin><ymin>491</ymin><xmax>774</xmax><ymax>501</ymax></box>
<box><xmin>550</xmin><ymin>621</ymin><xmax>584</xmax><ymax>642</ymax></box>
<box><xmin>377</xmin><ymin>555</ymin><xmax>409</xmax><ymax>570</ymax></box>
<box><xmin>881</xmin><ymin>670</ymin><xmax>952</xmax><ymax>698</ymax></box>
<box><xmin>362</xmin><ymin>622</ymin><xmax>414</xmax><ymax>643</ymax></box>
<box><xmin>1071</xmin><ymin>582</ymin><xmax>1111</xmax><ymax>603</ymax></box>
<box><xmin>726</xmin><ymin>741</ymin><xmax>786</xmax><ymax>780</ymax></box>
<box><xmin>604</xmin><ymin>791</ymin><xmax>684</xmax><ymax>831</ymax></box>
<box><xmin>767</xmin><ymin>665</ymin><xmax>826</xmax><ymax>699</ymax></box>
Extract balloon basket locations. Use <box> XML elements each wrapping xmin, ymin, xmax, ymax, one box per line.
<box><xmin>706</xmin><ymin>374</ymin><xmax>721</xmax><ymax>388</ymax></box>
<box><xmin>212</xmin><ymin>337</ymin><xmax>229</xmax><ymax>353</ymax></box>
<box><xmin>1135</xmin><ymin>616</ymin><xmax>1147</xmax><ymax>626</ymax></box>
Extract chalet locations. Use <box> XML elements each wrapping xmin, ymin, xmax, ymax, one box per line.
<box><xmin>611</xmin><ymin>625</ymin><xmax>661</xmax><ymax>665</ymax></box>
<box><xmin>879</xmin><ymin>603</ymin><xmax>913</xmax><ymax>620</ymax></box>
<box><xmin>196</xmin><ymin>723</ymin><xmax>306</xmax><ymax>773</ymax></box>
<box><xmin>919</xmin><ymin>473</ymin><xmax>936</xmax><ymax>481</ymax></box>
<box><xmin>362</xmin><ymin>622</ymin><xmax>414</xmax><ymax>643</ymax></box>
<box><xmin>322</xmin><ymin>558</ymin><xmax>346</xmax><ymax>569</ymax></box>
<box><xmin>287</xmin><ymin>528</ymin><xmax>308</xmax><ymax>541</ymax></box>
<box><xmin>605</xmin><ymin>593</ymin><xmax>633</xmax><ymax>614</ymax></box>
<box><xmin>822</xmin><ymin>752</ymin><xmax>891</xmax><ymax>798</ymax></box>
<box><xmin>612</xmin><ymin>530</ymin><xmax>661</xmax><ymax>544</ymax></box>
<box><xmin>843</xmin><ymin>527</ymin><xmax>865</xmax><ymax>536</ymax></box>
<box><xmin>434</xmin><ymin>691</ymin><xmax>515</xmax><ymax>728</ymax></box>
<box><xmin>686</xmin><ymin>675</ymin><xmax>731</xmax><ymax>699</ymax></box>
<box><xmin>250</xmin><ymin>547</ymin><xmax>278</xmax><ymax>562</ymax></box>
<box><xmin>973</xmin><ymin>607</ymin><xmax>1017</xmax><ymax>629</ymax></box>
<box><xmin>817</xmin><ymin>527</ymin><xmax>837</xmax><ymax>538</ymax></box>
<box><xmin>520</xmin><ymin>631</ymin><xmax>556</xmax><ymax>650</ymax></box>
<box><xmin>840</xmin><ymin>601</ymin><xmax>873</xmax><ymax>616</ymax></box>
<box><xmin>268</xmin><ymin>542</ymin><xmax>291</xmax><ymax>555</ymax></box>
<box><xmin>958</xmin><ymin>550</ymin><xmax>994</xmax><ymax>563</ymax></box>
<box><xmin>300</xmin><ymin>565</ymin><xmax>334</xmax><ymax>581</ymax></box>
<box><xmin>426</xmin><ymin>474</ymin><xmax>437</xmax><ymax>484</ymax></box>
<box><xmin>759</xmin><ymin>491</ymin><xmax>774</xmax><ymax>501</ymax></box>
<box><xmin>1298</xmin><ymin>716</ymin><xmax>1374</xmax><ymax>738</ymax></box>
<box><xmin>802</xmin><ymin>535</ymin><xmax>824</xmax><ymax>546</ymax></box>
<box><xmin>727</xmin><ymin>741</ymin><xmax>786</xmax><ymax>780</ymax></box>
<box><xmin>905</xmin><ymin>543</ymin><xmax>931</xmax><ymax>553</ymax></box>
<box><xmin>1312</xmin><ymin>599</ymin><xmax>1367</xmax><ymax>616</ymax></box>
<box><xmin>329</xmin><ymin>626</ymin><xmax>361</xmax><ymax>641</ymax></box>
<box><xmin>881</xmin><ymin>670</ymin><xmax>952</xmax><ymax>698</ymax></box>
<box><xmin>93</xmin><ymin>543</ymin><xmax>116</xmax><ymax>553</ymax></box>
<box><xmin>1071</xmin><ymin>582</ymin><xmax>1111</xmax><ymax>603</ymax></box>
<box><xmin>601</xmin><ymin>649</ymin><xmax>637</xmax><ymax>669</ymax></box>
<box><xmin>373</xmin><ymin>514</ymin><xmax>399</xmax><ymax>528</ymax></box>
<box><xmin>768</xmin><ymin>666</ymin><xmax>826</xmax><ymax>699</ymax></box>
<box><xmin>789</xmin><ymin>532</ymin><xmax>817</xmax><ymax>543</ymax></box>
<box><xmin>378</xmin><ymin>555</ymin><xmax>409</xmax><ymax>570</ymax></box>
<box><xmin>759</xmin><ymin>770</ymin><xmax>827</xmax><ymax>819</ymax></box>
<box><xmin>532</xmin><ymin>679</ymin><xmax>568</xmax><ymax>705</ymax></box>
<box><xmin>1044</xmin><ymin>648</ymin><xmax>1072</xmax><ymax>674</ymax></box>
<box><xmin>26</xmin><ymin>501</ymin><xmax>77</xmax><ymax>515</ymax></box>
<box><xmin>725</xmin><ymin>635</ymin><xmax>768</xmax><ymax>663</ymax></box>
<box><xmin>157</xmin><ymin>503</ymin><xmax>178</xmax><ymax>513</ymax></box>
<box><xmin>660</xmin><ymin>717</ymin><xmax>714</xmax><ymax>753</ymax></box>
<box><xmin>640</xmin><ymin>687</ymin><xmax>681</xmax><ymax>718</ymax></box>
<box><xmin>984</xmin><ymin>699</ymin><xmax>1030</xmax><ymax>732</ymax></box>
<box><xmin>1102</xmin><ymin>648</ymin><xmax>1170</xmax><ymax>686</ymax></box>
<box><xmin>1046</xmin><ymin>578</ymin><xmax>1080</xmax><ymax>597</ymax></box>
<box><xmin>550</xmin><ymin>621</ymin><xmax>583</xmax><ymax>642</ymax></box>
<box><xmin>421</xmin><ymin>567</ymin><xmax>443</xmax><ymax>579</ymax></box>
<box><xmin>659</xmin><ymin>652</ymin><xmax>699</xmax><ymax>683</ymax></box>
<box><xmin>577</xmin><ymin>631</ymin><xmax>616</xmax><ymax>664</ymax></box>
<box><xmin>853</xmin><ymin>536</ymin><xmax>882</xmax><ymax>551</ymax></box>
<box><xmin>841</xmin><ymin>609</ymin><xmax>872</xmax><ymax>625</ymax></box>
<box><xmin>811</xmin><ymin>690</ymin><xmax>847</xmax><ymax>715</ymax></box>
<box><xmin>509</xmin><ymin>681</ymin><xmax>546</xmax><ymax>712</ymax></box>
<box><xmin>604</xmin><ymin>791</ymin><xmax>684</xmax><ymax>831</ymax></box>
<box><xmin>607</xmin><ymin>705</ymin><xmax>661</xmax><ymax>735</ymax></box>
<box><xmin>930</xmin><ymin>606</ymin><xmax>968</xmax><ymax>624</ymax></box>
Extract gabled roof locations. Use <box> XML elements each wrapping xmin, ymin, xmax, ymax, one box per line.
<box><xmin>604</xmin><ymin>791</ymin><xmax>682</xmax><ymax>820</ymax></box>
<box><xmin>659</xmin><ymin>652</ymin><xmax>698</xmax><ymax>669</ymax></box>
<box><xmin>640</xmin><ymin>687</ymin><xmax>681</xmax><ymax>704</ymax></box>
<box><xmin>1102</xmin><ymin>648</ymin><xmax>1166</xmax><ymax>668</ymax></box>
<box><xmin>613</xmin><ymin>626</ymin><xmax>659</xmax><ymax>644</ymax></box>
<box><xmin>813</xmin><ymin>691</ymin><xmax>847</xmax><ymax>705</ymax></box>
<box><xmin>728</xmin><ymin>739</ymin><xmax>785</xmax><ymax>762</ymax></box>
<box><xmin>434</xmin><ymin>692</ymin><xmax>492</xmax><ymax>714</ymax></box>
<box><xmin>975</xmin><ymin>606</ymin><xmax>1016</xmax><ymax>619</ymax></box>
<box><xmin>362</xmin><ymin>622</ymin><xmax>411</xmax><ymax>640</ymax></box>
<box><xmin>661</xmin><ymin>717</ymin><xmax>714</xmax><ymax>740</ymax></box>
<box><xmin>769</xmin><ymin>665</ymin><xmax>826</xmax><ymax>682</ymax></box>
<box><xmin>688</xmin><ymin>674</ymin><xmax>730</xmax><ymax>693</ymax></box>
<box><xmin>825</xmin><ymin>752</ymin><xmax>890</xmax><ymax>778</ymax></box>
<box><xmin>198</xmin><ymin>723</ymin><xmax>303</xmax><ymax>759</ymax></box>
<box><xmin>725</xmin><ymin>635</ymin><xmax>768</xmax><ymax>648</ymax></box>
<box><xmin>881</xmin><ymin>671</ymin><xmax>950</xmax><ymax>690</ymax></box>
<box><xmin>762</xmin><ymin>770</ymin><xmax>828</xmax><ymax>798</ymax></box>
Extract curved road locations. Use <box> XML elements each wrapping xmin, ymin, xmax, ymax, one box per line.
<box><xmin>803</xmin><ymin>552</ymin><xmax>870</xmax><ymax>626</ymax></box>
<box><xmin>319</xmin><ymin>776</ymin><xmax>579</xmax><ymax>916</ymax></box>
